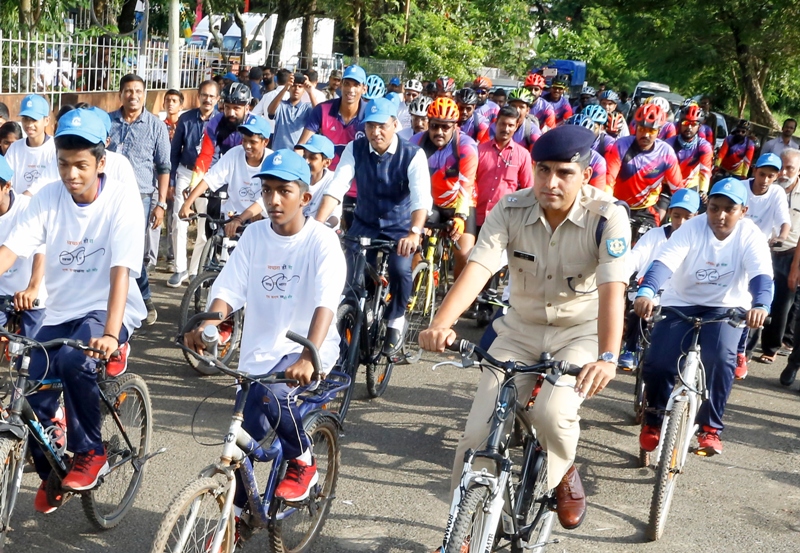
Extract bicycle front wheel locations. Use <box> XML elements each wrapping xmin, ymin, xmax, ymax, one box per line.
<box><xmin>150</xmin><ymin>477</ymin><xmax>235</xmax><ymax>553</ymax></box>
<box><xmin>0</xmin><ymin>436</ymin><xmax>25</xmax><ymax>549</ymax></box>
<box><xmin>444</xmin><ymin>485</ymin><xmax>491</xmax><ymax>553</ymax></box>
<box><xmin>326</xmin><ymin>303</ymin><xmax>359</xmax><ymax>422</ymax></box>
<box><xmin>366</xmin><ymin>300</ymin><xmax>394</xmax><ymax>398</ymax></box>
<box><xmin>512</xmin><ymin>445</ymin><xmax>556</xmax><ymax>553</ymax></box>
<box><xmin>647</xmin><ymin>398</ymin><xmax>690</xmax><ymax>541</ymax></box>
<box><xmin>179</xmin><ymin>271</ymin><xmax>244</xmax><ymax>375</ymax></box>
<box><xmin>83</xmin><ymin>373</ymin><xmax>153</xmax><ymax>529</ymax></box>
<box><xmin>403</xmin><ymin>262</ymin><xmax>434</xmax><ymax>364</ymax></box>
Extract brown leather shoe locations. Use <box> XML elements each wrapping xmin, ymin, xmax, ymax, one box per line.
<box><xmin>555</xmin><ymin>465</ymin><xmax>586</xmax><ymax>529</ymax></box>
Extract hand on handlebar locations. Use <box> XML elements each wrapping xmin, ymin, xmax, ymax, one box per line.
<box><xmin>575</xmin><ymin>360</ymin><xmax>616</xmax><ymax>399</ymax></box>
<box><xmin>87</xmin><ymin>335</ymin><xmax>119</xmax><ymax>360</ymax></box>
<box><xmin>224</xmin><ymin>217</ymin><xmax>242</xmax><ymax>238</ymax></box>
<box><xmin>397</xmin><ymin>232</ymin><xmax>421</xmax><ymax>257</ymax></box>
<box><xmin>449</xmin><ymin>217</ymin><xmax>465</xmax><ymax>242</ymax></box>
<box><xmin>419</xmin><ymin>326</ymin><xmax>456</xmax><ymax>353</ymax></box>
<box><xmin>745</xmin><ymin>307</ymin><xmax>768</xmax><ymax>329</ymax></box>
<box><xmin>285</xmin><ymin>357</ymin><xmax>315</xmax><ymax>387</ymax></box>
<box><xmin>184</xmin><ymin>325</ymin><xmax>213</xmax><ymax>356</ymax></box>
<box><xmin>178</xmin><ymin>203</ymin><xmax>194</xmax><ymax>220</ymax></box>
<box><xmin>13</xmin><ymin>287</ymin><xmax>38</xmax><ymax>311</ymax></box>
<box><xmin>633</xmin><ymin>296</ymin><xmax>655</xmax><ymax>320</ymax></box>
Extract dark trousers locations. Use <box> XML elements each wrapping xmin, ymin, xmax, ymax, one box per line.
<box><xmin>643</xmin><ymin>306</ymin><xmax>742</xmax><ymax>432</ymax></box>
<box><xmin>761</xmin><ymin>251</ymin><xmax>796</xmax><ymax>356</ymax></box>
<box><xmin>0</xmin><ymin>309</ymin><xmax>45</xmax><ymax>338</ymax></box>
<box><xmin>138</xmin><ymin>193</ymin><xmax>152</xmax><ymax>301</ymax></box>
<box><xmin>346</xmin><ymin>220</ymin><xmax>412</xmax><ymax>321</ymax></box>
<box><xmin>28</xmin><ymin>310</ymin><xmax>130</xmax><ymax>480</ymax></box>
<box><xmin>624</xmin><ymin>310</ymin><xmax>643</xmax><ymax>352</ymax></box>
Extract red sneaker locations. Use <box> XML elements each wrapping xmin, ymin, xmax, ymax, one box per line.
<box><xmin>106</xmin><ymin>342</ymin><xmax>129</xmax><ymax>378</ymax></box>
<box><xmin>734</xmin><ymin>353</ymin><xmax>748</xmax><ymax>380</ymax></box>
<box><xmin>696</xmin><ymin>426</ymin><xmax>723</xmax><ymax>456</ymax></box>
<box><xmin>34</xmin><ymin>481</ymin><xmax>61</xmax><ymax>514</ymax></box>
<box><xmin>275</xmin><ymin>458</ymin><xmax>319</xmax><ymax>502</ymax></box>
<box><xmin>61</xmin><ymin>449</ymin><xmax>109</xmax><ymax>491</ymax></box>
<box><xmin>639</xmin><ymin>424</ymin><xmax>661</xmax><ymax>452</ymax></box>
<box><xmin>50</xmin><ymin>406</ymin><xmax>67</xmax><ymax>450</ymax></box>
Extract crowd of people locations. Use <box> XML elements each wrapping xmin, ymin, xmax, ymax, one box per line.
<box><xmin>0</xmin><ymin>62</ymin><xmax>797</xmax><ymax>550</ymax></box>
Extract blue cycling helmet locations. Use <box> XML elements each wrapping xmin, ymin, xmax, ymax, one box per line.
<box><xmin>582</xmin><ymin>104</ymin><xmax>608</xmax><ymax>125</ymax></box>
<box><xmin>599</xmin><ymin>90</ymin><xmax>620</xmax><ymax>103</ymax></box>
<box><xmin>364</xmin><ymin>75</ymin><xmax>386</xmax><ymax>100</ymax></box>
<box><xmin>566</xmin><ymin>113</ymin><xmax>596</xmax><ymax>130</ymax></box>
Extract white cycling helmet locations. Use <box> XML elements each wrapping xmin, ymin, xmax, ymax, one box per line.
<box><xmin>648</xmin><ymin>96</ymin><xmax>671</xmax><ymax>114</ymax></box>
<box><xmin>404</xmin><ymin>79</ymin><xmax>423</xmax><ymax>93</ymax></box>
<box><xmin>408</xmin><ymin>95</ymin><xmax>434</xmax><ymax>117</ymax></box>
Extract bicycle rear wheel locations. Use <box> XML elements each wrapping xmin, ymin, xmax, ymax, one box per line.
<box><xmin>179</xmin><ymin>271</ymin><xmax>244</xmax><ymax>375</ymax></box>
<box><xmin>269</xmin><ymin>414</ymin><xmax>340</xmax><ymax>553</ymax></box>
<box><xmin>83</xmin><ymin>373</ymin><xmax>153</xmax><ymax>529</ymax></box>
<box><xmin>0</xmin><ymin>437</ymin><xmax>25</xmax><ymax>549</ymax></box>
<box><xmin>325</xmin><ymin>303</ymin><xmax>359</xmax><ymax>422</ymax></box>
<box><xmin>444</xmin><ymin>485</ymin><xmax>491</xmax><ymax>553</ymax></box>
<box><xmin>647</xmin><ymin>398</ymin><xmax>689</xmax><ymax>541</ymax></box>
<box><xmin>403</xmin><ymin>262</ymin><xmax>434</xmax><ymax>364</ymax></box>
<box><xmin>512</xmin><ymin>443</ymin><xmax>556</xmax><ymax>553</ymax></box>
<box><xmin>149</xmin><ymin>477</ymin><xmax>235</xmax><ymax>553</ymax></box>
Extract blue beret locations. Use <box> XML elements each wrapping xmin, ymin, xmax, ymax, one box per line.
<box><xmin>531</xmin><ymin>125</ymin><xmax>595</xmax><ymax>163</ymax></box>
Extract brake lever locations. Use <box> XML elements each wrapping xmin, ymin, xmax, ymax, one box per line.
<box><xmin>432</xmin><ymin>361</ymin><xmax>465</xmax><ymax>370</ymax></box>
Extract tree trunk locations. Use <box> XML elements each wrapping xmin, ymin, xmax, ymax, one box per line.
<box><xmin>352</xmin><ymin>2</ymin><xmax>361</xmax><ymax>63</ymax></box>
<box><xmin>300</xmin><ymin>0</ymin><xmax>316</xmax><ymax>70</ymax></box>
<box><xmin>19</xmin><ymin>0</ymin><xmax>32</xmax><ymax>33</ymax></box>
<box><xmin>269</xmin><ymin>8</ymin><xmax>290</xmax><ymax>68</ymax></box>
<box><xmin>119</xmin><ymin>0</ymin><xmax>139</xmax><ymax>33</ymax></box>
<box><xmin>731</xmin><ymin>26</ymin><xmax>779</xmax><ymax>130</ymax></box>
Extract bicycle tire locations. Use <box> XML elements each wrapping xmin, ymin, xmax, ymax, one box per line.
<box><xmin>511</xmin><ymin>443</ymin><xmax>556</xmax><ymax>553</ymax></box>
<box><xmin>444</xmin><ymin>485</ymin><xmax>491</xmax><ymax>553</ymax></box>
<box><xmin>633</xmin><ymin>366</ymin><xmax>646</xmax><ymax>426</ymax></box>
<box><xmin>269</xmin><ymin>414</ymin><xmax>340</xmax><ymax>553</ymax></box>
<box><xmin>82</xmin><ymin>373</ymin><xmax>153</xmax><ymax>529</ymax></box>
<box><xmin>179</xmin><ymin>271</ymin><xmax>244</xmax><ymax>375</ymax></box>
<box><xmin>198</xmin><ymin>232</ymin><xmax>219</xmax><ymax>272</ymax></box>
<box><xmin>0</xmin><ymin>436</ymin><xmax>25</xmax><ymax>550</ymax></box>
<box><xmin>647</xmin><ymin>398</ymin><xmax>689</xmax><ymax>541</ymax></box>
<box><xmin>403</xmin><ymin>262</ymin><xmax>434</xmax><ymax>364</ymax></box>
<box><xmin>327</xmin><ymin>303</ymin><xmax>359</xmax><ymax>422</ymax></box>
<box><xmin>365</xmin><ymin>296</ymin><xmax>394</xmax><ymax>398</ymax></box>
<box><xmin>149</xmin><ymin>476</ymin><xmax>235</xmax><ymax>553</ymax></box>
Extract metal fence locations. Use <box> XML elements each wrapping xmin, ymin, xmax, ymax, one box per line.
<box><xmin>0</xmin><ymin>32</ymin><xmax>212</xmax><ymax>109</ymax></box>
<box><xmin>344</xmin><ymin>56</ymin><xmax>406</xmax><ymax>83</ymax></box>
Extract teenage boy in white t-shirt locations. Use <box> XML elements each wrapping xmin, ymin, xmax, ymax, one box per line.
<box><xmin>618</xmin><ymin>189</ymin><xmax>700</xmax><ymax>369</ymax></box>
<box><xmin>4</xmin><ymin>94</ymin><xmax>59</xmax><ymax>196</ymax></box>
<box><xmin>0</xmin><ymin>109</ymin><xmax>146</xmax><ymax>513</ymax></box>
<box><xmin>634</xmin><ymin>178</ymin><xmax>773</xmax><ymax>456</ymax></box>
<box><xmin>184</xmin><ymin>149</ymin><xmax>346</xmax><ymax>507</ymax></box>
<box><xmin>297</xmin><ymin>134</ymin><xmax>341</xmax><ymax>228</ymax></box>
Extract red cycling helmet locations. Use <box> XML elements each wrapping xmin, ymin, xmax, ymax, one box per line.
<box><xmin>606</xmin><ymin>112</ymin><xmax>625</xmax><ymax>135</ymax></box>
<box><xmin>524</xmin><ymin>73</ymin><xmax>546</xmax><ymax>89</ymax></box>
<box><xmin>634</xmin><ymin>104</ymin><xmax>666</xmax><ymax>129</ymax></box>
<box><xmin>472</xmin><ymin>76</ymin><xmax>492</xmax><ymax>90</ymax></box>
<box><xmin>680</xmin><ymin>105</ymin><xmax>705</xmax><ymax>123</ymax></box>
<box><xmin>436</xmin><ymin>76</ymin><xmax>456</xmax><ymax>93</ymax></box>
<box><xmin>427</xmin><ymin>97</ymin><xmax>460</xmax><ymax>122</ymax></box>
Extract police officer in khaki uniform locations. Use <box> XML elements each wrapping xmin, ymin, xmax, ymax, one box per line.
<box><xmin>421</xmin><ymin>124</ymin><xmax>630</xmax><ymax>535</ymax></box>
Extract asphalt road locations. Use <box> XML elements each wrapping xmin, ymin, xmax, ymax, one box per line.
<box><xmin>4</xmin><ymin>270</ymin><xmax>800</xmax><ymax>552</ymax></box>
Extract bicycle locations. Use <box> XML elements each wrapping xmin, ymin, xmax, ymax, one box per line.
<box><xmin>621</xmin><ymin>284</ymin><xmax>658</xmax><ymax>428</ymax></box>
<box><xmin>641</xmin><ymin>306</ymin><xmax>749</xmax><ymax>541</ymax></box>
<box><xmin>403</xmin><ymin>221</ymin><xmax>460</xmax><ymax>364</ymax></box>
<box><xmin>435</xmin><ymin>339</ymin><xmax>581</xmax><ymax>553</ymax></box>
<box><xmin>0</xmin><ymin>326</ymin><xmax>157</xmax><ymax>547</ymax></box>
<box><xmin>151</xmin><ymin>312</ymin><xmax>348</xmax><ymax>553</ymax></box>
<box><xmin>335</xmin><ymin>235</ymin><xmax>398</xmax><ymax>410</ymax></box>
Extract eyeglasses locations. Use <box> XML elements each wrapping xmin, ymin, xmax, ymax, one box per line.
<box><xmin>474</xmin><ymin>89</ymin><xmax>489</xmax><ymax>95</ymax></box>
<box><xmin>638</xmin><ymin>127</ymin><xmax>658</xmax><ymax>136</ymax></box>
<box><xmin>430</xmin><ymin>121</ymin><xmax>456</xmax><ymax>132</ymax></box>
<box><xmin>681</xmin><ymin>121</ymin><xmax>699</xmax><ymax>127</ymax></box>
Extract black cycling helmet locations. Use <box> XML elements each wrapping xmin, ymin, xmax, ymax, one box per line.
<box><xmin>735</xmin><ymin>119</ymin><xmax>751</xmax><ymax>131</ymax></box>
<box><xmin>454</xmin><ymin>88</ymin><xmax>478</xmax><ymax>106</ymax></box>
<box><xmin>551</xmin><ymin>74</ymin><xmax>570</xmax><ymax>89</ymax></box>
<box><xmin>224</xmin><ymin>82</ymin><xmax>252</xmax><ymax>106</ymax></box>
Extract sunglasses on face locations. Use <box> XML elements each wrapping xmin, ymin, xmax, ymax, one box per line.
<box><xmin>474</xmin><ymin>89</ymin><xmax>489</xmax><ymax>95</ymax></box>
<box><xmin>638</xmin><ymin>128</ymin><xmax>658</xmax><ymax>136</ymax></box>
<box><xmin>430</xmin><ymin>122</ymin><xmax>456</xmax><ymax>132</ymax></box>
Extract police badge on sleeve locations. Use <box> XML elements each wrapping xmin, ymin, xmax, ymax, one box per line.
<box><xmin>606</xmin><ymin>237</ymin><xmax>627</xmax><ymax>257</ymax></box>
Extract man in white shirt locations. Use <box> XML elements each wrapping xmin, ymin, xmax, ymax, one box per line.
<box><xmin>251</xmin><ymin>69</ymin><xmax>291</xmax><ymax>117</ymax></box>
<box><xmin>0</xmin><ymin>108</ymin><xmax>145</xmax><ymax>513</ymax></box>
<box><xmin>4</xmin><ymin>95</ymin><xmax>59</xmax><ymax>195</ymax></box>
<box><xmin>761</xmin><ymin>119</ymin><xmax>799</xmax><ymax>157</ymax></box>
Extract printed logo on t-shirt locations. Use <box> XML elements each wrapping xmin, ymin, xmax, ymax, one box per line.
<box><xmin>239</xmin><ymin>180</ymin><xmax>261</xmax><ymax>201</ymax></box>
<box><xmin>24</xmin><ymin>168</ymin><xmax>41</xmax><ymax>183</ymax></box>
<box><xmin>59</xmin><ymin>243</ymin><xmax>106</xmax><ymax>272</ymax></box>
<box><xmin>694</xmin><ymin>265</ymin><xmax>733</xmax><ymax>287</ymax></box>
<box><xmin>262</xmin><ymin>264</ymin><xmax>300</xmax><ymax>299</ymax></box>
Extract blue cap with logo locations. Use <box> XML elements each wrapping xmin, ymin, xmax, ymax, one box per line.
<box><xmin>710</xmin><ymin>177</ymin><xmax>748</xmax><ymax>206</ymax></box>
<box><xmin>0</xmin><ymin>155</ymin><xmax>13</xmax><ymax>184</ymax></box>
<box><xmin>363</xmin><ymin>98</ymin><xmax>398</xmax><ymax>124</ymax></box>
<box><xmin>86</xmin><ymin>106</ymin><xmax>112</xmax><ymax>135</ymax></box>
<box><xmin>389</xmin><ymin>77</ymin><xmax>401</xmax><ymax>86</ymax></box>
<box><xmin>342</xmin><ymin>64</ymin><xmax>367</xmax><ymax>84</ymax></box>
<box><xmin>755</xmin><ymin>152</ymin><xmax>782</xmax><ymax>171</ymax></box>
<box><xmin>668</xmin><ymin>188</ymin><xmax>701</xmax><ymax>213</ymax></box>
<box><xmin>222</xmin><ymin>72</ymin><xmax>239</xmax><ymax>81</ymax></box>
<box><xmin>238</xmin><ymin>114</ymin><xmax>272</xmax><ymax>139</ymax></box>
<box><xmin>55</xmin><ymin>108</ymin><xmax>107</xmax><ymax>145</ymax></box>
<box><xmin>19</xmin><ymin>94</ymin><xmax>50</xmax><ymax>120</ymax></box>
<box><xmin>255</xmin><ymin>149</ymin><xmax>311</xmax><ymax>186</ymax></box>
<box><xmin>297</xmin><ymin>134</ymin><xmax>335</xmax><ymax>159</ymax></box>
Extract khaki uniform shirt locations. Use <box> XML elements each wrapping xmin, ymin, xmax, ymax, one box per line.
<box><xmin>775</xmin><ymin>181</ymin><xmax>800</xmax><ymax>252</ymax></box>
<box><xmin>469</xmin><ymin>185</ymin><xmax>631</xmax><ymax>328</ymax></box>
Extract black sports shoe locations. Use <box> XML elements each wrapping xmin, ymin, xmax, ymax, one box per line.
<box><xmin>780</xmin><ymin>361</ymin><xmax>799</xmax><ymax>386</ymax></box>
<box><xmin>382</xmin><ymin>327</ymin><xmax>404</xmax><ymax>357</ymax></box>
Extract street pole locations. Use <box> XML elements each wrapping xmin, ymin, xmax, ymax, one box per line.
<box><xmin>167</xmin><ymin>0</ymin><xmax>181</xmax><ymax>88</ymax></box>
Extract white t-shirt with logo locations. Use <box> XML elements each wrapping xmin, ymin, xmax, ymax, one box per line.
<box><xmin>210</xmin><ymin>218</ymin><xmax>346</xmax><ymax>375</ymax></box>
<box><xmin>203</xmin><ymin>145</ymin><xmax>270</xmax><ymax>216</ymax></box>
<box><xmin>657</xmin><ymin>215</ymin><xmax>773</xmax><ymax>309</ymax></box>
<box><xmin>304</xmin><ymin>168</ymin><xmax>342</xmax><ymax>228</ymax></box>
<box><xmin>745</xmin><ymin>181</ymin><xmax>791</xmax><ymax>239</ymax></box>
<box><xmin>4</xmin><ymin>137</ymin><xmax>59</xmax><ymax>195</ymax></box>
<box><xmin>5</xmin><ymin>176</ymin><xmax>147</xmax><ymax>331</ymax></box>
<box><xmin>0</xmin><ymin>192</ymin><xmax>47</xmax><ymax>306</ymax></box>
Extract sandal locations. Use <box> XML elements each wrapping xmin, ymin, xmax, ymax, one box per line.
<box><xmin>758</xmin><ymin>354</ymin><xmax>776</xmax><ymax>364</ymax></box>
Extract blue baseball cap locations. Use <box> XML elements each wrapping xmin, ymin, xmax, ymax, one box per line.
<box><xmin>255</xmin><ymin>149</ymin><xmax>311</xmax><ymax>186</ymax></box>
<box><xmin>363</xmin><ymin>98</ymin><xmax>398</xmax><ymax>124</ymax></box>
<box><xmin>385</xmin><ymin>91</ymin><xmax>402</xmax><ymax>107</ymax></box>
<box><xmin>755</xmin><ymin>152</ymin><xmax>782</xmax><ymax>171</ymax></box>
<box><xmin>55</xmin><ymin>108</ymin><xmax>107</xmax><ymax>145</ymax></box>
<box><xmin>342</xmin><ymin>65</ymin><xmax>367</xmax><ymax>84</ymax></box>
<box><xmin>0</xmin><ymin>155</ymin><xmax>13</xmax><ymax>184</ymax></box>
<box><xmin>297</xmin><ymin>134</ymin><xmax>335</xmax><ymax>159</ymax></box>
<box><xmin>222</xmin><ymin>72</ymin><xmax>239</xmax><ymax>81</ymax></box>
<box><xmin>709</xmin><ymin>177</ymin><xmax>748</xmax><ymax>206</ymax></box>
<box><xmin>238</xmin><ymin>114</ymin><xmax>272</xmax><ymax>139</ymax></box>
<box><xmin>669</xmin><ymin>188</ymin><xmax>701</xmax><ymax>213</ymax></box>
<box><xmin>86</xmin><ymin>106</ymin><xmax>112</xmax><ymax>135</ymax></box>
<box><xmin>19</xmin><ymin>94</ymin><xmax>50</xmax><ymax>120</ymax></box>
<box><xmin>389</xmin><ymin>77</ymin><xmax>401</xmax><ymax>86</ymax></box>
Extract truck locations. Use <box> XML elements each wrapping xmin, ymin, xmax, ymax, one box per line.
<box><xmin>533</xmin><ymin>60</ymin><xmax>587</xmax><ymax>98</ymax></box>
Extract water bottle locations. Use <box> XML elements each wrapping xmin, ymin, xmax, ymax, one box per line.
<box><xmin>201</xmin><ymin>325</ymin><xmax>219</xmax><ymax>358</ymax></box>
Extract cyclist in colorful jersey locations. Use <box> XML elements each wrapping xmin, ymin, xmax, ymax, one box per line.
<box><xmin>605</xmin><ymin>104</ymin><xmax>683</xmax><ymax>227</ymax></box>
<box><xmin>409</xmin><ymin>97</ymin><xmax>479</xmax><ymax>277</ymax></box>
<box><xmin>435</xmin><ymin>76</ymin><xmax>456</xmax><ymax>99</ymax></box>
<box><xmin>582</xmin><ymin>104</ymin><xmax>615</xmax><ymax>157</ymax></box>
<box><xmin>681</xmin><ymin>100</ymin><xmax>714</xmax><ymax>144</ymax></box>
<box><xmin>455</xmin><ymin>88</ymin><xmax>490</xmax><ymax>144</ymax></box>
<box><xmin>398</xmin><ymin>96</ymin><xmax>432</xmax><ymax>141</ymax></box>
<box><xmin>566</xmin><ymin>114</ymin><xmax>607</xmax><ymax>189</ymax></box>
<box><xmin>524</xmin><ymin>72</ymin><xmax>557</xmax><ymax>130</ymax></box>
<box><xmin>489</xmin><ymin>88</ymin><xmax>542</xmax><ymax>152</ymax></box>
<box><xmin>472</xmin><ymin>76</ymin><xmax>499</xmax><ymax>124</ymax></box>
<box><xmin>542</xmin><ymin>73</ymin><xmax>574</xmax><ymax>125</ymax></box>
<box><xmin>715</xmin><ymin>120</ymin><xmax>755</xmax><ymax>179</ymax></box>
<box><xmin>629</xmin><ymin>96</ymin><xmax>676</xmax><ymax>141</ymax></box>
<box><xmin>664</xmin><ymin>104</ymin><xmax>714</xmax><ymax>196</ymax></box>
<box><xmin>598</xmin><ymin>90</ymin><xmax>629</xmax><ymax>138</ymax></box>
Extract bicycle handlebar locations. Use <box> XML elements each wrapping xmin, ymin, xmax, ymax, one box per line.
<box><xmin>0</xmin><ymin>328</ymin><xmax>113</xmax><ymax>358</ymax></box>
<box><xmin>0</xmin><ymin>295</ymin><xmax>41</xmax><ymax>314</ymax></box>
<box><xmin>445</xmin><ymin>338</ymin><xmax>582</xmax><ymax>378</ymax></box>
<box><xmin>340</xmin><ymin>235</ymin><xmax>398</xmax><ymax>251</ymax></box>
<box><xmin>653</xmin><ymin>305</ymin><xmax>771</xmax><ymax>328</ymax></box>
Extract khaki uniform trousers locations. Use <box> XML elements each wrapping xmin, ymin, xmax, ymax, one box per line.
<box><xmin>450</xmin><ymin>319</ymin><xmax>596</xmax><ymax>493</ymax></box>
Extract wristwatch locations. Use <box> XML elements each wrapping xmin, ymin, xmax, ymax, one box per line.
<box><xmin>410</xmin><ymin>226</ymin><xmax>423</xmax><ymax>236</ymax></box>
<box><xmin>155</xmin><ymin>201</ymin><xmax>168</xmax><ymax>211</ymax></box>
<box><xmin>597</xmin><ymin>351</ymin><xmax>617</xmax><ymax>364</ymax></box>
